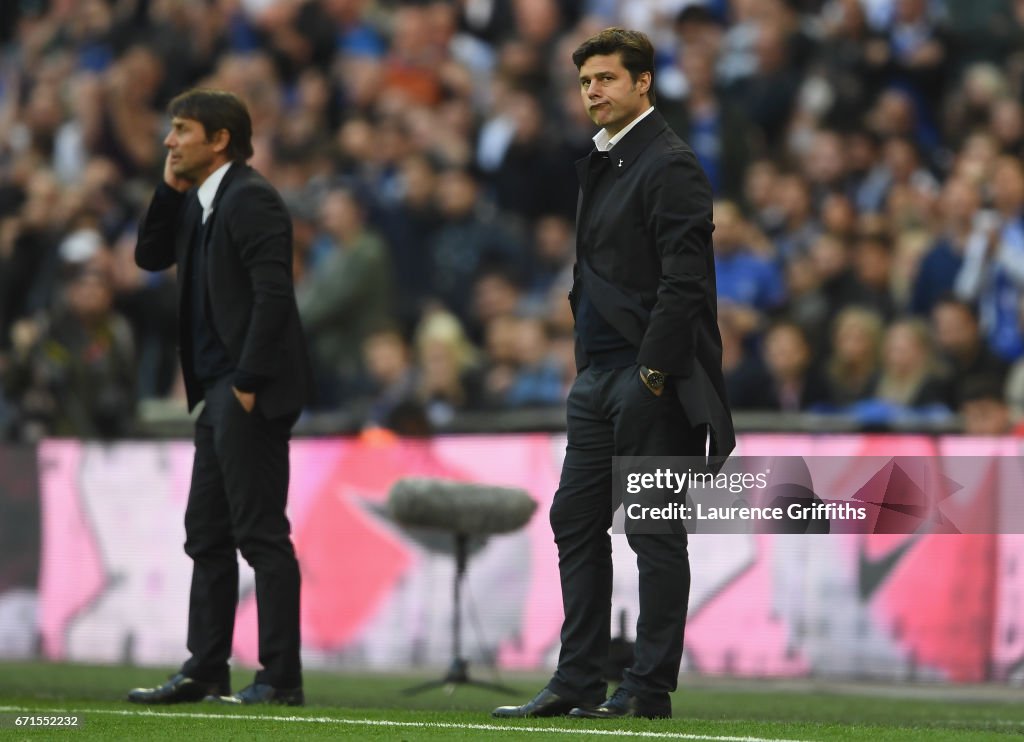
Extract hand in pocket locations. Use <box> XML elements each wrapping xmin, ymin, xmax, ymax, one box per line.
<box><xmin>232</xmin><ymin>386</ymin><xmax>255</xmax><ymax>413</ymax></box>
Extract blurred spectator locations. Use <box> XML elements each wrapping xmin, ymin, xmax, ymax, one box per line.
<box><xmin>847</xmin><ymin>128</ymin><xmax>889</xmax><ymax>212</ymax></box>
<box><xmin>2</xmin><ymin>0</ymin><xmax>1024</xmax><ymax>434</ymax></box>
<box><xmin>990</xmin><ymin>97</ymin><xmax>1024</xmax><ymax>157</ymax></box>
<box><xmin>944</xmin><ymin>63</ymin><xmax>1011</xmax><ymax>146</ymax></box>
<box><xmin>945</xmin><ymin>0</ymin><xmax>1024</xmax><ymax>69</ymax></box>
<box><xmin>429</xmin><ymin>166</ymin><xmax>523</xmax><ymax>325</ymax></box>
<box><xmin>500</xmin><ymin>315</ymin><xmax>565</xmax><ymax>409</ymax></box>
<box><xmin>523</xmin><ymin>213</ymin><xmax>573</xmax><ymax>309</ymax></box>
<box><xmin>414</xmin><ymin>310</ymin><xmax>485</xmax><ymax>427</ymax></box>
<box><xmin>729</xmin><ymin>320</ymin><xmax>830</xmax><ymax>411</ymax></box>
<box><xmin>825</xmin><ymin>306</ymin><xmax>884</xmax><ymax>406</ymax></box>
<box><xmin>763</xmin><ymin>319</ymin><xmax>830</xmax><ymax>411</ymax></box>
<box><xmin>952</xmin><ymin>130</ymin><xmax>1001</xmax><ymax>187</ymax></box>
<box><xmin>541</xmin><ymin>270</ymin><xmax>576</xmax><ymax>394</ymax></box>
<box><xmin>880</xmin><ymin>136</ymin><xmax>940</xmax><ymax>217</ymax></box>
<box><xmin>112</xmin><ymin>0</ymin><xmax>228</xmax><ymax>100</ymax></box>
<box><xmin>801</xmin><ymin>131</ymin><xmax>849</xmax><ymax>209</ymax></box>
<box><xmin>954</xmin><ymin>156</ymin><xmax>1024</xmax><ymax>361</ymax></box>
<box><xmin>478</xmin><ymin>89</ymin><xmax>577</xmax><ymax>222</ymax></box>
<box><xmin>849</xmin><ymin>231</ymin><xmax>897</xmax><ymax>320</ymax></box>
<box><xmin>358</xmin><ymin>326</ymin><xmax>419</xmax><ymax>431</ymax></box>
<box><xmin>380</xmin><ymin>4</ymin><xmax>447</xmax><ymax>107</ymax></box>
<box><xmin>808</xmin><ymin>233</ymin><xmax>862</xmax><ymax>324</ymax></box>
<box><xmin>274</xmin><ymin>68</ymin><xmax>337</xmax><ymax>173</ymax></box>
<box><xmin>470</xmin><ymin>265</ymin><xmax>525</xmax><ymax>342</ymax></box>
<box><xmin>661</xmin><ymin>46</ymin><xmax>755</xmax><ymax>201</ymax></box>
<box><xmin>864</xmin><ymin>86</ymin><xmax>919</xmax><ymax>142</ymax></box>
<box><xmin>713</xmin><ymin>200</ymin><xmax>784</xmax><ymax>338</ymax></box>
<box><xmin>931</xmin><ymin>296</ymin><xmax>1008</xmax><ymax>407</ymax></box>
<box><xmin>480</xmin><ymin>312</ymin><xmax>521</xmax><ymax>408</ymax></box>
<box><xmin>4</xmin><ymin>261</ymin><xmax>135</xmax><ymax>441</ymax></box>
<box><xmin>817</xmin><ymin>0</ymin><xmax>888</xmax><ymax>127</ymax></box>
<box><xmin>78</xmin><ymin>44</ymin><xmax>166</xmax><ymax>179</ymax></box>
<box><xmin>772</xmin><ymin>172</ymin><xmax>820</xmax><ymax>260</ymax></box>
<box><xmin>285</xmin><ymin>191</ymin><xmax>319</xmax><ymax>285</ymax></box>
<box><xmin>854</xmin><ymin>130</ymin><xmax>934</xmax><ymax>216</ymax></box>
<box><xmin>819</xmin><ymin>192</ymin><xmax>858</xmax><ymax>243</ymax></box>
<box><xmin>959</xmin><ymin>373</ymin><xmax>1013</xmax><ymax>435</ymax></box>
<box><xmin>780</xmin><ymin>253</ymin><xmax>829</xmax><ymax>343</ymax></box>
<box><xmin>249</xmin><ymin>0</ymin><xmax>337</xmax><ymax>83</ymax></box>
<box><xmin>298</xmin><ymin>187</ymin><xmax>395</xmax><ymax>407</ymax></box>
<box><xmin>672</xmin><ymin>5</ymin><xmax>725</xmax><ymax>61</ymax></box>
<box><xmin>374</xmin><ymin>153</ymin><xmax>443</xmax><ymax>334</ymax></box>
<box><xmin>108</xmin><ymin>221</ymin><xmax>179</xmax><ymax>400</ymax></box>
<box><xmin>870</xmin><ymin>318</ymin><xmax>948</xmax><ymax>408</ymax></box>
<box><xmin>716</xmin><ymin>0</ymin><xmax>764</xmax><ymax>88</ymax></box>
<box><xmin>742</xmin><ymin>158</ymin><xmax>784</xmax><ymax>233</ymax></box>
<box><xmin>722</xmin><ymin>312</ymin><xmax>761</xmax><ymax>406</ymax></box>
<box><xmin>728</xmin><ymin>20</ymin><xmax>801</xmax><ymax>151</ymax></box>
<box><xmin>0</xmin><ymin>170</ymin><xmax>63</xmax><ymax>350</ymax></box>
<box><xmin>908</xmin><ymin>175</ymin><xmax>979</xmax><ymax>315</ymax></box>
<box><xmin>880</xmin><ymin>0</ymin><xmax>949</xmax><ymax>132</ymax></box>
<box><xmin>889</xmin><ymin>228</ymin><xmax>931</xmax><ymax>309</ymax></box>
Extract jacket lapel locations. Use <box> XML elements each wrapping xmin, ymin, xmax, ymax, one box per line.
<box><xmin>575</xmin><ymin>153</ymin><xmax>592</xmax><ymax>191</ymax></box>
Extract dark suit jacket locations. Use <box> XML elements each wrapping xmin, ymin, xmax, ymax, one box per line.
<box><xmin>570</xmin><ymin>109</ymin><xmax>735</xmax><ymax>460</ymax></box>
<box><xmin>136</xmin><ymin>163</ymin><xmax>312</xmax><ymax>419</ymax></box>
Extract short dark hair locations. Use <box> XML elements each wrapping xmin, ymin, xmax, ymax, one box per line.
<box><xmin>572</xmin><ymin>27</ymin><xmax>656</xmax><ymax>106</ymax></box>
<box><xmin>855</xmin><ymin>230</ymin><xmax>893</xmax><ymax>252</ymax></box>
<box><xmin>167</xmin><ymin>88</ymin><xmax>254</xmax><ymax>162</ymax></box>
<box><xmin>933</xmin><ymin>293</ymin><xmax>979</xmax><ymax>321</ymax></box>
<box><xmin>766</xmin><ymin>318</ymin><xmax>810</xmax><ymax>345</ymax></box>
<box><xmin>960</xmin><ymin>374</ymin><xmax>1006</xmax><ymax>405</ymax></box>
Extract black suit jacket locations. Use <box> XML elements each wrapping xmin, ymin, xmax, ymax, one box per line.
<box><xmin>136</xmin><ymin>163</ymin><xmax>312</xmax><ymax>419</ymax></box>
<box><xmin>570</xmin><ymin>109</ymin><xmax>735</xmax><ymax>460</ymax></box>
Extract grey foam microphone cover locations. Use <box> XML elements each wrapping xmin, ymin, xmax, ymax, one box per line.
<box><xmin>388</xmin><ymin>477</ymin><xmax>537</xmax><ymax>534</ymax></box>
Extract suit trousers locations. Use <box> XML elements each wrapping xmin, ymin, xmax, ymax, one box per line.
<box><xmin>547</xmin><ymin>364</ymin><xmax>704</xmax><ymax>703</ymax></box>
<box><xmin>180</xmin><ymin>375</ymin><xmax>301</xmax><ymax>688</ymax></box>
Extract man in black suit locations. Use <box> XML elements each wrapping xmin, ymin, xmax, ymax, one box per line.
<box><xmin>493</xmin><ymin>28</ymin><xmax>733</xmax><ymax>720</ymax></box>
<box><xmin>127</xmin><ymin>89</ymin><xmax>311</xmax><ymax>707</ymax></box>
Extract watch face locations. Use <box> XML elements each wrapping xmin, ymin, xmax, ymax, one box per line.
<box><xmin>647</xmin><ymin>371</ymin><xmax>665</xmax><ymax>389</ymax></box>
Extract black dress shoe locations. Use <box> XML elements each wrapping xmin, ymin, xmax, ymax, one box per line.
<box><xmin>127</xmin><ymin>673</ymin><xmax>230</xmax><ymax>704</ymax></box>
<box><xmin>492</xmin><ymin>687</ymin><xmax>598</xmax><ymax>718</ymax></box>
<box><xmin>569</xmin><ymin>687</ymin><xmax>671</xmax><ymax>719</ymax></box>
<box><xmin>207</xmin><ymin>683</ymin><xmax>304</xmax><ymax>706</ymax></box>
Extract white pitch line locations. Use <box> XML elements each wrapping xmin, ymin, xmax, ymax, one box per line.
<box><xmin>0</xmin><ymin>705</ymin><xmax>813</xmax><ymax>742</ymax></box>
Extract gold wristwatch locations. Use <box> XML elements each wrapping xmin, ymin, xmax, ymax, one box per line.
<box><xmin>640</xmin><ymin>366</ymin><xmax>666</xmax><ymax>392</ymax></box>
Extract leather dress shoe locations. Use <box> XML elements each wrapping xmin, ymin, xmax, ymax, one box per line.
<box><xmin>127</xmin><ymin>673</ymin><xmax>230</xmax><ymax>704</ymax></box>
<box><xmin>492</xmin><ymin>687</ymin><xmax>598</xmax><ymax>718</ymax></box>
<box><xmin>569</xmin><ymin>687</ymin><xmax>671</xmax><ymax>719</ymax></box>
<box><xmin>207</xmin><ymin>683</ymin><xmax>304</xmax><ymax>706</ymax></box>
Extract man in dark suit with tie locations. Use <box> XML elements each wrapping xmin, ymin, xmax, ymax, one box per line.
<box><xmin>493</xmin><ymin>28</ymin><xmax>734</xmax><ymax>720</ymax></box>
<box><xmin>127</xmin><ymin>89</ymin><xmax>312</xmax><ymax>707</ymax></box>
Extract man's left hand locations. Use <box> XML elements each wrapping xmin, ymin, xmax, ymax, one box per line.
<box><xmin>233</xmin><ymin>387</ymin><xmax>255</xmax><ymax>413</ymax></box>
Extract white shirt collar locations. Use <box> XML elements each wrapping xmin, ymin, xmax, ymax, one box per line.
<box><xmin>592</xmin><ymin>106</ymin><xmax>655</xmax><ymax>152</ymax></box>
<box><xmin>197</xmin><ymin>161</ymin><xmax>233</xmax><ymax>223</ymax></box>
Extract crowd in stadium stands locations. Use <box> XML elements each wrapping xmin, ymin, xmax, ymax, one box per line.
<box><xmin>1</xmin><ymin>0</ymin><xmax>1024</xmax><ymax>440</ymax></box>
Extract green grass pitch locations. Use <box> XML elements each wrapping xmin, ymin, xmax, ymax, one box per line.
<box><xmin>1</xmin><ymin>661</ymin><xmax>1022</xmax><ymax>740</ymax></box>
